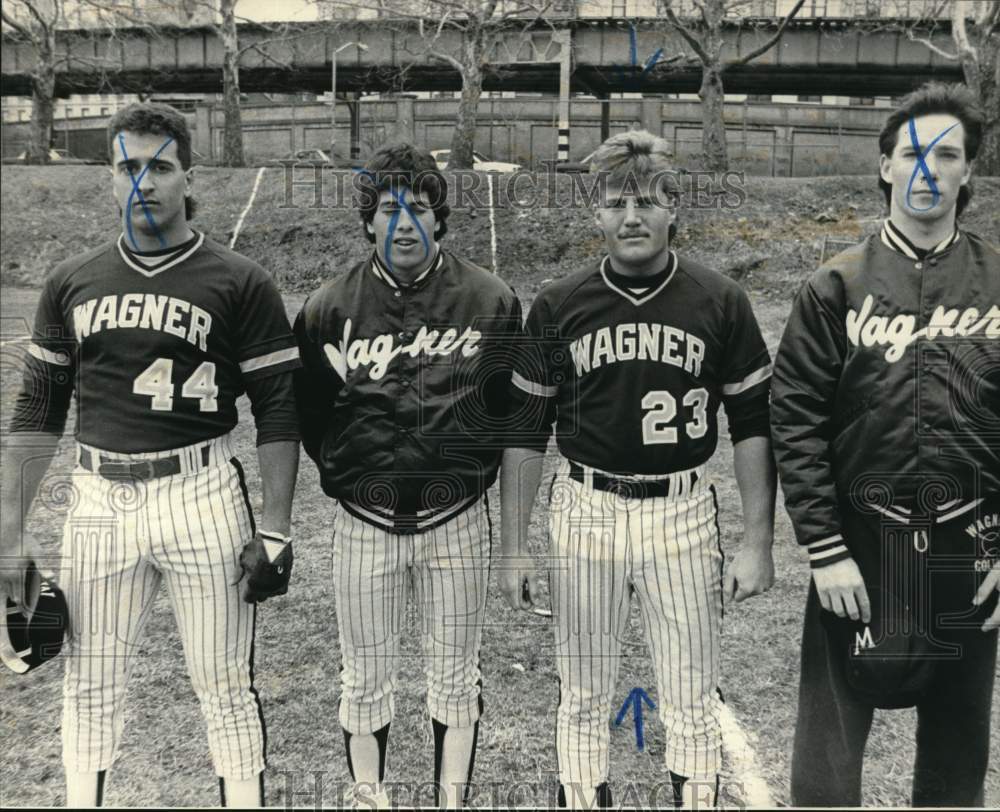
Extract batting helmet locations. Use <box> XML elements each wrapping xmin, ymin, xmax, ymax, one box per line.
<box><xmin>1</xmin><ymin>565</ymin><xmax>69</xmax><ymax>674</ymax></box>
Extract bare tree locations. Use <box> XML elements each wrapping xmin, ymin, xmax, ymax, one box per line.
<box><xmin>1</xmin><ymin>1</ymin><xmax>60</xmax><ymax>164</ymax></box>
<box><xmin>217</xmin><ymin>0</ymin><xmax>246</xmax><ymax>166</ymax></box>
<box><xmin>661</xmin><ymin>0</ymin><xmax>805</xmax><ymax>171</ymax></box>
<box><xmin>179</xmin><ymin>0</ymin><xmax>311</xmax><ymax>167</ymax></box>
<box><xmin>321</xmin><ymin>0</ymin><xmax>556</xmax><ymax>168</ymax></box>
<box><xmin>903</xmin><ymin>0</ymin><xmax>999</xmax><ymax>175</ymax></box>
<box><xmin>418</xmin><ymin>1</ymin><xmax>559</xmax><ymax>168</ymax></box>
<box><xmin>1</xmin><ymin>0</ymin><xmax>182</xmax><ymax>164</ymax></box>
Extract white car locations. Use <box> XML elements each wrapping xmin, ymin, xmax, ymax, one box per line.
<box><xmin>431</xmin><ymin>149</ymin><xmax>521</xmax><ymax>172</ymax></box>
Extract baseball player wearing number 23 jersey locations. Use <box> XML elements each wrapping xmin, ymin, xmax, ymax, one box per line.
<box><xmin>502</xmin><ymin>131</ymin><xmax>777</xmax><ymax>809</ymax></box>
<box><xmin>0</xmin><ymin>104</ymin><xmax>300</xmax><ymax>808</ymax></box>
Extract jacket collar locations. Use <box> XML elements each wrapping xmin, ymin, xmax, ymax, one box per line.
<box><xmin>880</xmin><ymin>219</ymin><xmax>960</xmax><ymax>260</ymax></box>
<box><xmin>369</xmin><ymin>244</ymin><xmax>443</xmax><ymax>290</ymax></box>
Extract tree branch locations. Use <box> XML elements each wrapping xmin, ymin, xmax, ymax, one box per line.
<box><xmin>981</xmin><ymin>0</ymin><xmax>1000</xmax><ymax>35</ymax></box>
<box><xmin>948</xmin><ymin>0</ymin><xmax>975</xmax><ymax>58</ymax></box>
<box><xmin>238</xmin><ymin>40</ymin><xmax>295</xmax><ymax>68</ymax></box>
<box><xmin>235</xmin><ymin>26</ymin><xmax>300</xmax><ymax>58</ymax></box>
<box><xmin>733</xmin><ymin>0</ymin><xmax>805</xmax><ymax>66</ymax></box>
<box><xmin>424</xmin><ymin>48</ymin><xmax>465</xmax><ymax>70</ymax></box>
<box><xmin>417</xmin><ymin>14</ymin><xmax>466</xmax><ymax>70</ymax></box>
<box><xmin>662</xmin><ymin>1</ymin><xmax>711</xmax><ymax>64</ymax></box>
<box><xmin>1</xmin><ymin>7</ymin><xmax>36</xmax><ymax>41</ymax></box>
<box><xmin>75</xmin><ymin>0</ymin><xmax>153</xmax><ymax>29</ymax></box>
<box><xmin>20</xmin><ymin>0</ymin><xmax>55</xmax><ymax>33</ymax></box>
<box><xmin>906</xmin><ymin>27</ymin><xmax>958</xmax><ymax>60</ymax></box>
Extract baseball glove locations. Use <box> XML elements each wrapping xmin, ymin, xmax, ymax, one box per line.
<box><xmin>820</xmin><ymin>585</ymin><xmax>937</xmax><ymax>709</ymax></box>
<box><xmin>238</xmin><ymin>531</ymin><xmax>293</xmax><ymax>604</ymax></box>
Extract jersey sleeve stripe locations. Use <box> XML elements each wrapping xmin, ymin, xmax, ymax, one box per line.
<box><xmin>806</xmin><ymin>533</ymin><xmax>850</xmax><ymax>567</ymax></box>
<box><xmin>722</xmin><ymin>363</ymin><xmax>772</xmax><ymax>396</ymax></box>
<box><xmin>239</xmin><ymin>347</ymin><xmax>300</xmax><ymax>374</ymax></box>
<box><xmin>809</xmin><ymin>548</ymin><xmax>852</xmax><ymax>569</ymax></box>
<box><xmin>807</xmin><ymin>533</ymin><xmax>844</xmax><ymax>549</ymax></box>
<box><xmin>809</xmin><ymin>544</ymin><xmax>850</xmax><ymax>561</ymax></box>
<box><xmin>512</xmin><ymin>371</ymin><xmax>557</xmax><ymax>398</ymax></box>
<box><xmin>28</xmin><ymin>343</ymin><xmax>72</xmax><ymax>366</ymax></box>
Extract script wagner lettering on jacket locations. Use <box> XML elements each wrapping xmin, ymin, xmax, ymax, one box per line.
<box><xmin>845</xmin><ymin>294</ymin><xmax>1000</xmax><ymax>363</ymax></box>
<box><xmin>322</xmin><ymin>318</ymin><xmax>483</xmax><ymax>381</ymax></box>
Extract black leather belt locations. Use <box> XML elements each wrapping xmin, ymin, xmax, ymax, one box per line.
<box><xmin>567</xmin><ymin>461</ymin><xmax>698</xmax><ymax>499</ymax></box>
<box><xmin>79</xmin><ymin>446</ymin><xmax>211</xmax><ymax>481</ymax></box>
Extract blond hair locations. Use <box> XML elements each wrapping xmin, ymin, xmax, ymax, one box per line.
<box><xmin>589</xmin><ymin>130</ymin><xmax>674</xmax><ymax>179</ymax></box>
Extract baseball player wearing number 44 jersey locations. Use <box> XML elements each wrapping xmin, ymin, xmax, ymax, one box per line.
<box><xmin>0</xmin><ymin>104</ymin><xmax>300</xmax><ymax>808</ymax></box>
<box><xmin>293</xmin><ymin>144</ymin><xmax>522</xmax><ymax>809</ymax></box>
<box><xmin>501</xmin><ymin>130</ymin><xmax>777</xmax><ymax>809</ymax></box>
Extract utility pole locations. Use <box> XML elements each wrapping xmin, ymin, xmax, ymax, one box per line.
<box><xmin>331</xmin><ymin>41</ymin><xmax>367</xmax><ymax>162</ymax></box>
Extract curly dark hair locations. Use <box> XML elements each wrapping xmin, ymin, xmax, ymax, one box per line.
<box><xmin>878</xmin><ymin>82</ymin><xmax>983</xmax><ymax>218</ymax></box>
<box><xmin>107</xmin><ymin>102</ymin><xmax>196</xmax><ymax>220</ymax></box>
<box><xmin>355</xmin><ymin>143</ymin><xmax>450</xmax><ymax>243</ymax></box>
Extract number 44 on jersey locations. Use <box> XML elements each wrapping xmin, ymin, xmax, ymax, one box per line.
<box><xmin>133</xmin><ymin>358</ymin><xmax>219</xmax><ymax>412</ymax></box>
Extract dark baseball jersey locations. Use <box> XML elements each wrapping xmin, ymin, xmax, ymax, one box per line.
<box><xmin>508</xmin><ymin>252</ymin><xmax>771</xmax><ymax>475</ymax></box>
<box><xmin>772</xmin><ymin>223</ymin><xmax>1000</xmax><ymax>568</ymax></box>
<box><xmin>15</xmin><ymin>232</ymin><xmax>301</xmax><ymax>452</ymax></box>
<box><xmin>294</xmin><ymin>248</ymin><xmax>523</xmax><ymax>533</ymax></box>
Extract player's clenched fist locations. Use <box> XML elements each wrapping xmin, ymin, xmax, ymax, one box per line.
<box><xmin>723</xmin><ymin>545</ymin><xmax>775</xmax><ymax>604</ymax></box>
<box><xmin>812</xmin><ymin>556</ymin><xmax>871</xmax><ymax>623</ymax></box>
<box><xmin>500</xmin><ymin>554</ymin><xmax>540</xmax><ymax>612</ymax></box>
<box><xmin>238</xmin><ymin>531</ymin><xmax>294</xmax><ymax>603</ymax></box>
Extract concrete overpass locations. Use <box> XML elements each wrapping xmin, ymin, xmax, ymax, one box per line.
<box><xmin>1</xmin><ymin>17</ymin><xmax>962</xmax><ymax>100</ymax></box>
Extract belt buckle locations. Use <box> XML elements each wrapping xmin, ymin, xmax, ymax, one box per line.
<box><xmin>608</xmin><ymin>478</ymin><xmax>634</xmax><ymax>499</ymax></box>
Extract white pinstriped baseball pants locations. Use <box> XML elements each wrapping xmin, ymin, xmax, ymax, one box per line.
<box><xmin>332</xmin><ymin>500</ymin><xmax>490</xmax><ymax>735</ymax></box>
<box><xmin>59</xmin><ymin>434</ymin><xmax>265</xmax><ymax>780</ymax></box>
<box><xmin>549</xmin><ymin>458</ymin><xmax>724</xmax><ymax>787</ymax></box>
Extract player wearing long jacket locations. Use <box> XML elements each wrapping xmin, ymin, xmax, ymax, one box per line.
<box><xmin>771</xmin><ymin>83</ymin><xmax>1000</xmax><ymax>807</ymax></box>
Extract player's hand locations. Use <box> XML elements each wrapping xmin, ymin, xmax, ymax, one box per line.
<box><xmin>812</xmin><ymin>556</ymin><xmax>871</xmax><ymax>623</ymax></box>
<box><xmin>237</xmin><ymin>531</ymin><xmax>293</xmax><ymax>603</ymax></box>
<box><xmin>973</xmin><ymin>561</ymin><xmax>1000</xmax><ymax>632</ymax></box>
<box><xmin>500</xmin><ymin>553</ymin><xmax>541</xmax><ymax>613</ymax></box>
<box><xmin>723</xmin><ymin>544</ymin><xmax>775</xmax><ymax>603</ymax></box>
<box><xmin>0</xmin><ymin>533</ymin><xmax>44</xmax><ymax>614</ymax></box>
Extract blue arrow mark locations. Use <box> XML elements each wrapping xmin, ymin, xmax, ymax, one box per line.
<box><xmin>614</xmin><ymin>687</ymin><xmax>656</xmax><ymax>751</ymax></box>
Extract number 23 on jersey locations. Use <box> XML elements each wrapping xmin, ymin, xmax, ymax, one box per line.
<box><xmin>641</xmin><ymin>387</ymin><xmax>708</xmax><ymax>445</ymax></box>
<box><xmin>133</xmin><ymin>358</ymin><xmax>219</xmax><ymax>412</ymax></box>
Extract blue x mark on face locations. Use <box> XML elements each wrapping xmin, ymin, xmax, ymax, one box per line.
<box><xmin>118</xmin><ymin>133</ymin><xmax>174</xmax><ymax>250</ymax></box>
<box><xmin>355</xmin><ymin>168</ymin><xmax>431</xmax><ymax>274</ymax></box>
<box><xmin>905</xmin><ymin>117</ymin><xmax>959</xmax><ymax>212</ymax></box>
